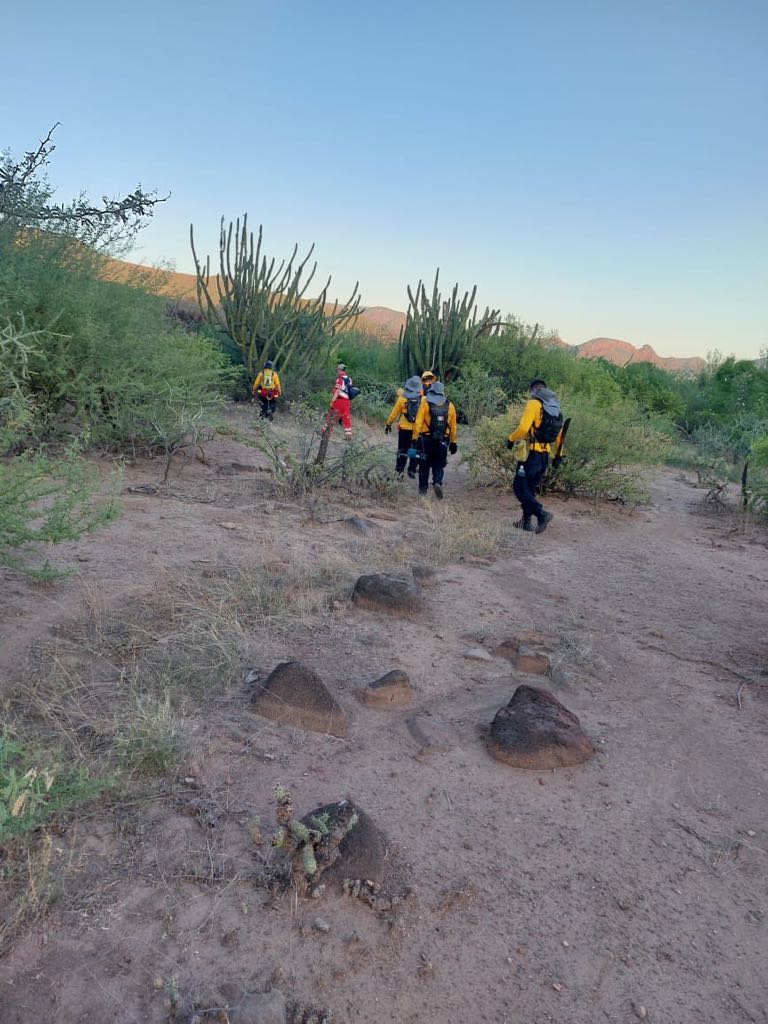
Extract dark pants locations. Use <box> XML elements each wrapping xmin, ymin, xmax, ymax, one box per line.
<box><xmin>418</xmin><ymin>438</ymin><xmax>448</xmax><ymax>492</ymax></box>
<box><xmin>259</xmin><ymin>394</ymin><xmax>276</xmax><ymax>420</ymax></box>
<box><xmin>513</xmin><ymin>450</ymin><xmax>549</xmax><ymax>519</ymax></box>
<box><xmin>396</xmin><ymin>428</ymin><xmax>419</xmax><ymax>475</ymax></box>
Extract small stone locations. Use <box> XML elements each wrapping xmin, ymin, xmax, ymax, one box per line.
<box><xmin>514</xmin><ymin>652</ymin><xmax>551</xmax><ymax>675</ymax></box>
<box><xmin>345</xmin><ymin>516</ymin><xmax>378</xmax><ymax>536</ymax></box>
<box><xmin>634</xmin><ymin>1005</ymin><xmax>648</xmax><ymax>1020</ymax></box>
<box><xmin>152</xmin><ymin>977</ymin><xmax>164</xmax><ymax>990</ymax></box>
<box><xmin>406</xmin><ymin>713</ymin><xmax>460</xmax><ymax>758</ymax></box>
<box><xmin>494</xmin><ymin>639</ymin><xmax>519</xmax><ymax>661</ymax></box>
<box><xmin>552</xmin><ymin>982</ymin><xmax>562</xmax><ymax>992</ymax></box>
<box><xmin>506</xmin><ymin>956</ymin><xmax>513</xmax><ymax>964</ymax></box>
<box><xmin>562</xmin><ymin>940</ymin><xmax>569</xmax><ymax>947</ymax></box>
<box><xmin>352</xmin><ymin>572</ymin><xmax>421</xmax><ymax>614</ymax></box>
<box><xmin>313</xmin><ymin>917</ymin><xmax>331</xmax><ymax>933</ymax></box>
<box><xmin>746</xmin><ymin>829</ymin><xmax>756</xmax><ymax>837</ymax></box>
<box><xmin>356</xmin><ymin>669</ymin><xmax>413</xmax><ymax>709</ymax></box>
<box><xmin>463</xmin><ymin>646</ymin><xmax>492</xmax><ymax>662</ymax></box>
<box><xmin>218</xmin><ymin>521</ymin><xmax>239</xmax><ymax>530</ymax></box>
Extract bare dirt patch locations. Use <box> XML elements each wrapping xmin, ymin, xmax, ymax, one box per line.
<box><xmin>1</xmin><ymin>410</ymin><xmax>767</xmax><ymax>1024</ymax></box>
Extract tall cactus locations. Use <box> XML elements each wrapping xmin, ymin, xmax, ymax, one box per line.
<box><xmin>190</xmin><ymin>215</ymin><xmax>361</xmax><ymax>380</ymax></box>
<box><xmin>398</xmin><ymin>269</ymin><xmax>501</xmax><ymax>381</ymax></box>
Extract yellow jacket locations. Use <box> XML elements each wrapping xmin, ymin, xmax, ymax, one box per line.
<box><xmin>386</xmin><ymin>394</ymin><xmax>421</xmax><ymax>430</ymax></box>
<box><xmin>411</xmin><ymin>397</ymin><xmax>458</xmax><ymax>444</ymax></box>
<box><xmin>507</xmin><ymin>398</ymin><xmax>563</xmax><ymax>453</ymax></box>
<box><xmin>252</xmin><ymin>369</ymin><xmax>282</xmax><ymax>397</ymax></box>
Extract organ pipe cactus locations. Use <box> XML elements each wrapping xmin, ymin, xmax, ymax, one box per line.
<box><xmin>398</xmin><ymin>269</ymin><xmax>501</xmax><ymax>381</ymax></box>
<box><xmin>190</xmin><ymin>216</ymin><xmax>361</xmax><ymax>380</ymax></box>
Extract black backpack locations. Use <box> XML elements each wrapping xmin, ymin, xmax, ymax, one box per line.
<box><xmin>428</xmin><ymin>401</ymin><xmax>450</xmax><ymax>442</ymax></box>
<box><xmin>532</xmin><ymin>399</ymin><xmax>563</xmax><ymax>444</ymax></box>
<box><xmin>406</xmin><ymin>396</ymin><xmax>421</xmax><ymax>422</ymax></box>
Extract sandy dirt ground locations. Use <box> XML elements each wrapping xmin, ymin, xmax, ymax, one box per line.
<box><xmin>1</xmin><ymin>408</ymin><xmax>766</xmax><ymax>1024</ymax></box>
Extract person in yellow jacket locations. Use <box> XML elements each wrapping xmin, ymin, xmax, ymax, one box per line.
<box><xmin>411</xmin><ymin>380</ymin><xmax>458</xmax><ymax>499</ymax></box>
<box><xmin>384</xmin><ymin>375</ymin><xmax>423</xmax><ymax>478</ymax></box>
<box><xmin>252</xmin><ymin>360</ymin><xmax>282</xmax><ymax>421</ymax></box>
<box><xmin>505</xmin><ymin>378</ymin><xmax>564</xmax><ymax>534</ymax></box>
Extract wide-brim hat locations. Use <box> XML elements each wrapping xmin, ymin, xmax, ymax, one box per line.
<box><xmin>426</xmin><ymin>381</ymin><xmax>446</xmax><ymax>404</ymax></box>
<box><xmin>403</xmin><ymin>375</ymin><xmax>422</xmax><ymax>398</ymax></box>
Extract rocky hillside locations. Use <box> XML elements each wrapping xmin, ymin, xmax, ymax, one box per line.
<box><xmin>575</xmin><ymin>337</ymin><xmax>705</xmax><ymax>373</ymax></box>
<box><xmin>109</xmin><ymin>260</ymin><xmax>703</xmax><ymax>369</ymax></box>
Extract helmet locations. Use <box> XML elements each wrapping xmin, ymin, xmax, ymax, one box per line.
<box><xmin>421</xmin><ymin>370</ymin><xmax>437</xmax><ymax>383</ymax></box>
<box><xmin>264</xmin><ymin>360</ymin><xmax>274</xmax><ymax>369</ymax></box>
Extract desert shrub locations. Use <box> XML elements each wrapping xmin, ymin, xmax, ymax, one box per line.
<box><xmin>0</xmin><ymin>236</ymin><xmax>235</xmax><ymax>454</ymax></box>
<box><xmin>0</xmin><ymin>732</ymin><xmax>109</xmax><ymax>843</ymax></box>
<box><xmin>447</xmin><ymin>363</ymin><xmax>507</xmax><ymax>424</ymax></box>
<box><xmin>0</xmin><ymin>449</ymin><xmax>120</xmax><ymax>577</ymax></box>
<box><xmin>469</xmin><ymin>392</ymin><xmax>667</xmax><ymax>504</ymax></box>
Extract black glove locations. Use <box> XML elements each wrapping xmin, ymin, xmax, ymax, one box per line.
<box><xmin>384</xmin><ymin>424</ymin><xmax>391</xmax><ymax>434</ymax></box>
<box><xmin>552</xmin><ymin>455</ymin><xmax>562</xmax><ymax>469</ymax></box>
<box><xmin>449</xmin><ymin>442</ymin><xmax>457</xmax><ymax>455</ymax></box>
<box><xmin>505</xmin><ymin>438</ymin><xmax>514</xmax><ymax>450</ymax></box>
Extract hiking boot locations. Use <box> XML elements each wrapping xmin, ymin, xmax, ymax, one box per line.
<box><xmin>514</xmin><ymin>517</ymin><xmax>533</xmax><ymax>532</ymax></box>
<box><xmin>535</xmin><ymin>511</ymin><xmax>553</xmax><ymax>534</ymax></box>
<box><xmin>418</xmin><ymin>488</ymin><xmax>429</xmax><ymax>498</ymax></box>
<box><xmin>407</xmin><ymin>469</ymin><xmax>416</xmax><ymax>479</ymax></box>
<box><xmin>433</xmin><ymin>484</ymin><xmax>444</xmax><ymax>500</ymax></box>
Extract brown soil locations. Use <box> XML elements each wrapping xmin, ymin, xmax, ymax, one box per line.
<box><xmin>1</xmin><ymin>408</ymin><xmax>766</xmax><ymax>1024</ymax></box>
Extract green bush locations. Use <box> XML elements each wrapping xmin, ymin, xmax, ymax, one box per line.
<box><xmin>0</xmin><ymin>732</ymin><xmax>110</xmax><ymax>843</ymax></box>
<box><xmin>0</xmin><ymin>236</ymin><xmax>235</xmax><ymax>453</ymax></box>
<box><xmin>0</xmin><ymin>450</ymin><xmax>120</xmax><ymax>577</ymax></box>
<box><xmin>469</xmin><ymin>392</ymin><xmax>667</xmax><ymax>504</ymax></box>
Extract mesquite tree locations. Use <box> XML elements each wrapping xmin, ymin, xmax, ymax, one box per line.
<box><xmin>398</xmin><ymin>270</ymin><xmax>501</xmax><ymax>381</ymax></box>
<box><xmin>190</xmin><ymin>215</ymin><xmax>361</xmax><ymax>379</ymax></box>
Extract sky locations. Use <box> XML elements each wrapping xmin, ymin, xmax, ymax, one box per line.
<box><xmin>4</xmin><ymin>0</ymin><xmax>767</xmax><ymax>359</ymax></box>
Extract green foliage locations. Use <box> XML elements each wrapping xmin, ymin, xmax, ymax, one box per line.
<box><xmin>470</xmin><ymin>392</ymin><xmax>667</xmax><ymax>504</ymax></box>
<box><xmin>191</xmin><ymin>216</ymin><xmax>360</xmax><ymax>382</ymax></box>
<box><xmin>0</xmin><ymin>235</ymin><xmax>235</xmax><ymax>453</ymax></box>
<box><xmin>0</xmin><ymin>449</ymin><xmax>120</xmax><ymax>577</ymax></box>
<box><xmin>398</xmin><ymin>270</ymin><xmax>500</xmax><ymax>380</ymax></box>
<box><xmin>447</xmin><ymin>363</ymin><xmax>507</xmax><ymax>425</ymax></box>
<box><xmin>0</xmin><ymin>733</ymin><xmax>110</xmax><ymax>843</ymax></box>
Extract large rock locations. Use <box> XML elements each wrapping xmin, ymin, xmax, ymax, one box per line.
<box><xmin>352</xmin><ymin>573</ymin><xmax>421</xmax><ymax>613</ymax></box>
<box><xmin>356</xmin><ymin>669</ymin><xmax>413</xmax><ymax>709</ymax></box>
<box><xmin>250</xmin><ymin>661</ymin><xmax>349</xmax><ymax>737</ymax></box>
<box><xmin>300</xmin><ymin>799</ymin><xmax>386</xmax><ymax>887</ymax></box>
<box><xmin>487</xmin><ymin>685</ymin><xmax>595</xmax><ymax>769</ymax></box>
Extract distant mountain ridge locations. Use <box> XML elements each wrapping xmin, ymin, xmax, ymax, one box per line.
<box><xmin>109</xmin><ymin>260</ymin><xmax>704</xmax><ymax>372</ymax></box>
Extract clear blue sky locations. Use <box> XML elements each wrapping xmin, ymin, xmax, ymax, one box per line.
<box><xmin>5</xmin><ymin>0</ymin><xmax>767</xmax><ymax>358</ymax></box>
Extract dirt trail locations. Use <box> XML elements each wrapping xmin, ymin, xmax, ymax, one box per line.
<box><xmin>1</xmin><ymin>416</ymin><xmax>766</xmax><ymax>1024</ymax></box>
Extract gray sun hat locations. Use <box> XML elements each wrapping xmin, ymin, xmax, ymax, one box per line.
<box><xmin>425</xmin><ymin>381</ymin><xmax>446</xmax><ymax>405</ymax></box>
<box><xmin>403</xmin><ymin>375</ymin><xmax>422</xmax><ymax>398</ymax></box>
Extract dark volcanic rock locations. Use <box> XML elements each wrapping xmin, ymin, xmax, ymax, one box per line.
<box><xmin>250</xmin><ymin>661</ymin><xmax>349</xmax><ymax>737</ymax></box>
<box><xmin>356</xmin><ymin>669</ymin><xmax>413</xmax><ymax>709</ymax></box>
<box><xmin>300</xmin><ymin>800</ymin><xmax>386</xmax><ymax>887</ymax></box>
<box><xmin>487</xmin><ymin>685</ymin><xmax>595</xmax><ymax>769</ymax></box>
<box><xmin>352</xmin><ymin>573</ymin><xmax>421</xmax><ymax>613</ymax></box>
